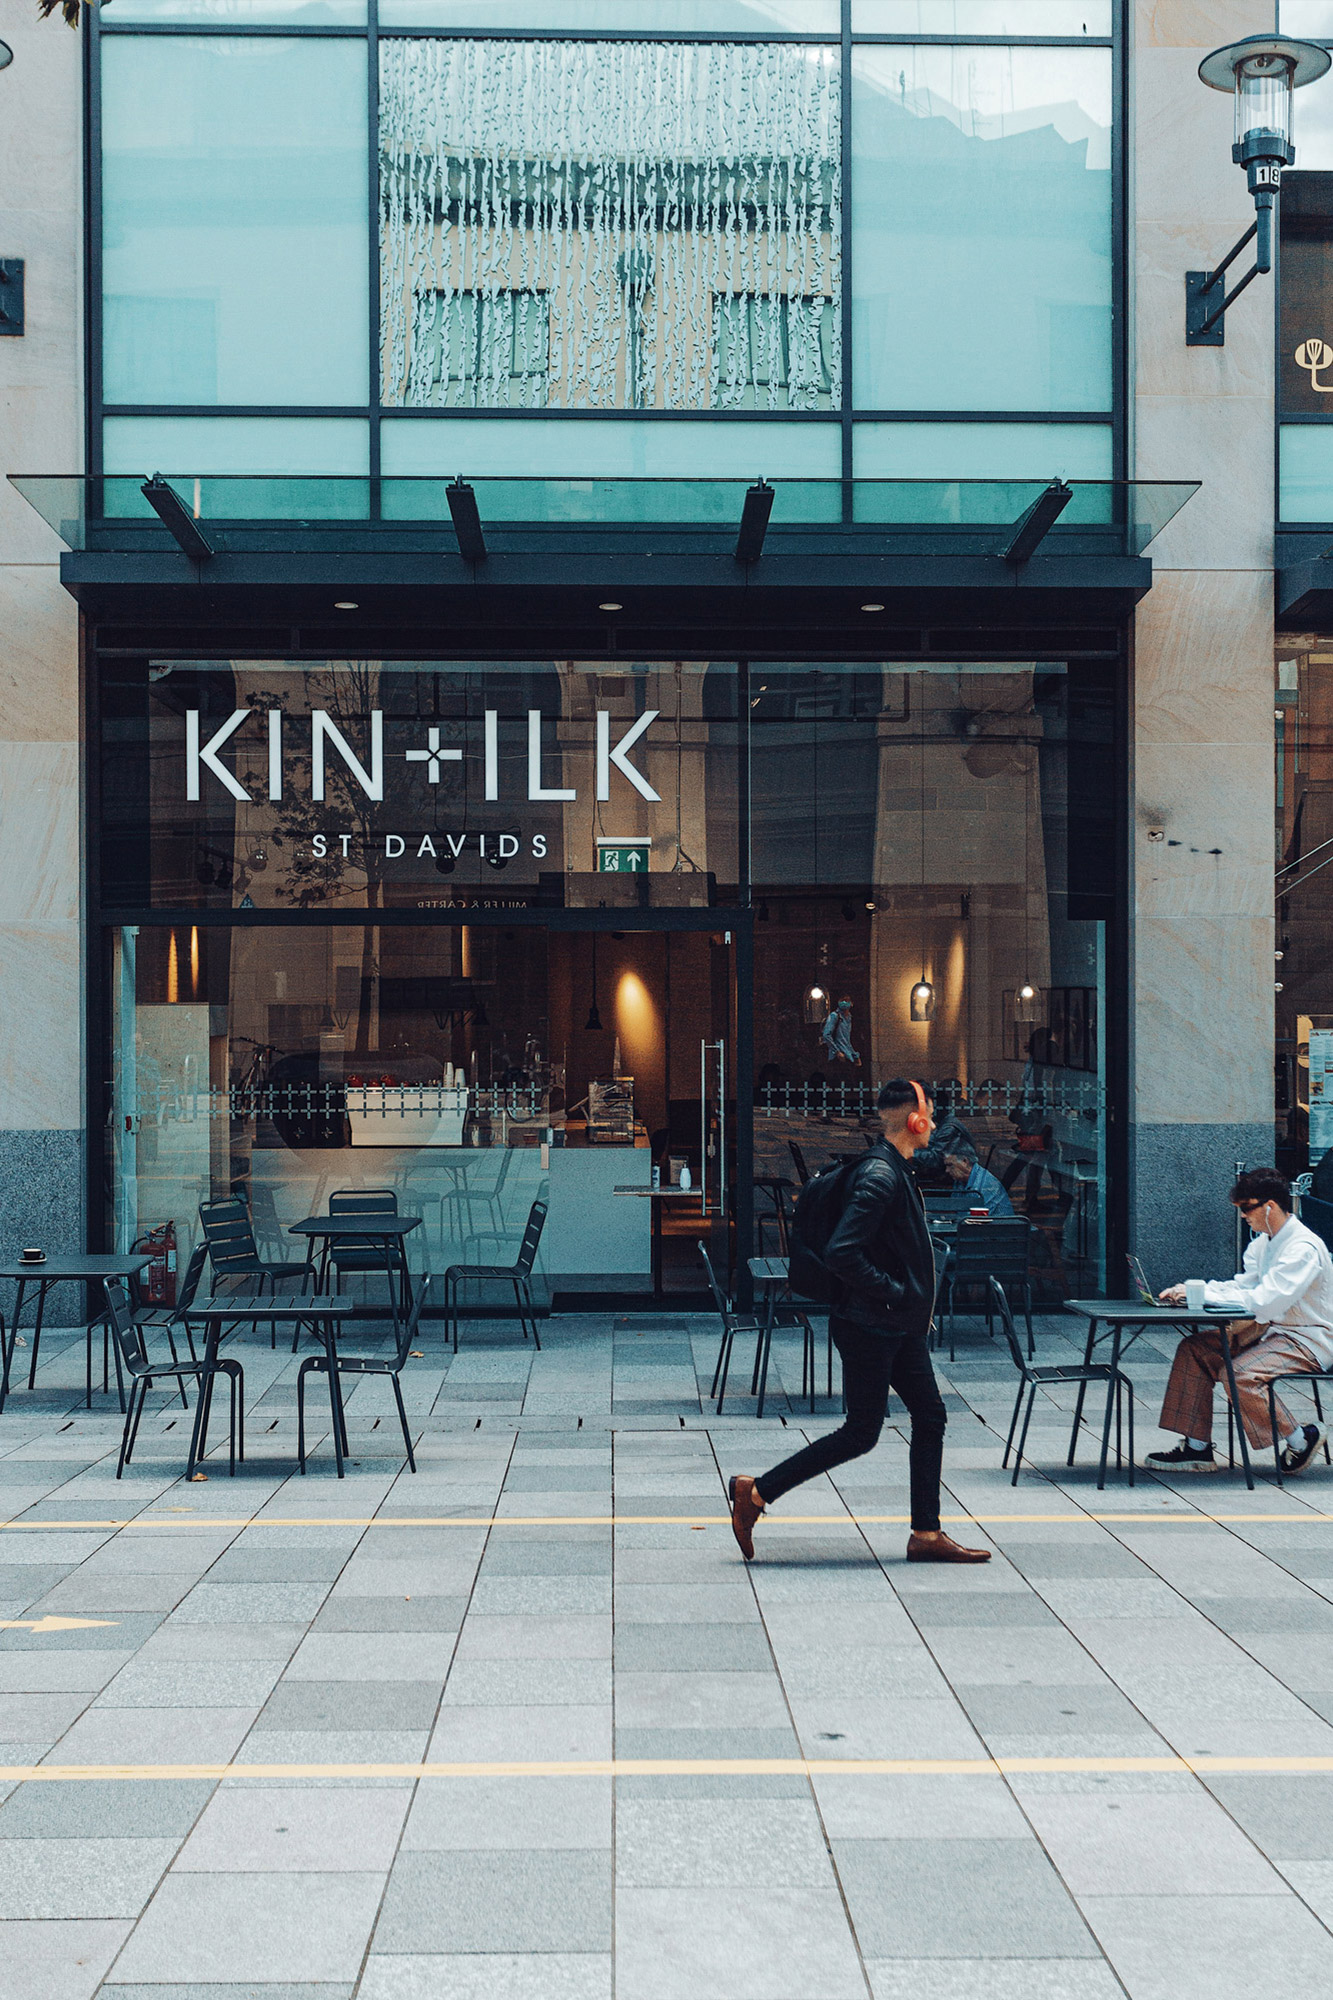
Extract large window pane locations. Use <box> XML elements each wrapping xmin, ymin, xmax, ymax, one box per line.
<box><xmin>103</xmin><ymin>0</ymin><xmax>363</xmax><ymax>21</ymax></box>
<box><xmin>380</xmin><ymin>39</ymin><xmax>841</xmax><ymax>411</ymax></box>
<box><xmin>1280</xmin><ymin>425</ymin><xmax>1333</xmax><ymax>520</ymax></box>
<box><xmin>102</xmin><ymin>37</ymin><xmax>369</xmax><ymax>406</ymax></box>
<box><xmin>852</xmin><ymin>46</ymin><xmax>1112</xmax><ymax>411</ymax></box>
<box><xmin>380</xmin><ymin>1</ymin><xmax>837</xmax><ymax>28</ymax></box>
<box><xmin>854</xmin><ymin>0</ymin><xmax>1111</xmax><ymax>31</ymax></box>
<box><xmin>853</xmin><ymin>419</ymin><xmax>1111</xmax><ymax>477</ymax></box>
<box><xmin>104</xmin><ymin>416</ymin><xmax>370</xmax><ymax>475</ymax></box>
<box><xmin>380</xmin><ymin>415</ymin><xmax>841</xmax><ymax>478</ymax></box>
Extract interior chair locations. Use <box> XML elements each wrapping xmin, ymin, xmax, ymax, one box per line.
<box><xmin>326</xmin><ymin>1187</ymin><xmax>411</xmax><ymax>1317</ymax></box>
<box><xmin>990</xmin><ymin>1278</ymin><xmax>1134</xmax><ymax>1491</ymax></box>
<box><xmin>198</xmin><ymin>1193</ymin><xmax>309</xmax><ymax>1347</ymax></box>
<box><xmin>442</xmin><ymin>1198</ymin><xmax>547</xmax><ymax>1354</ymax></box>
<box><xmin>297</xmin><ymin>1272</ymin><xmax>428</xmax><ymax>1475</ymax></box>
<box><xmin>103</xmin><ymin>1276</ymin><xmax>244</xmax><ymax>1480</ymax></box>
<box><xmin>788</xmin><ymin>1139</ymin><xmax>811</xmax><ymax>1185</ymax></box>
<box><xmin>700</xmin><ymin>1239</ymin><xmax>769</xmax><ymax>1412</ymax></box>
<box><xmin>1300</xmin><ymin>1191</ymin><xmax>1333</xmax><ymax>1256</ymax></box>
<box><xmin>937</xmin><ymin>1218</ymin><xmax>1034</xmax><ymax>1361</ymax></box>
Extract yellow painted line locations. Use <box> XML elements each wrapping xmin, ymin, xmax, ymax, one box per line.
<box><xmin>3</xmin><ymin>1754</ymin><xmax>1333</xmax><ymax>1783</ymax></box>
<box><xmin>1</xmin><ymin>1511</ymin><xmax>1331</xmax><ymax>1531</ymax></box>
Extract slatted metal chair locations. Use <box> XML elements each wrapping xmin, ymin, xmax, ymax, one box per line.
<box><xmin>126</xmin><ymin>1240</ymin><xmax>208</xmax><ymax>1409</ymax></box>
<box><xmin>991</xmin><ymin>1277</ymin><xmax>1134</xmax><ymax>1490</ymax></box>
<box><xmin>326</xmin><ymin>1187</ymin><xmax>411</xmax><ymax>1313</ymax></box>
<box><xmin>442</xmin><ymin>1198</ymin><xmax>546</xmax><ymax>1353</ymax></box>
<box><xmin>104</xmin><ymin>1277</ymin><xmax>244</xmax><ymax>1480</ymax></box>
<box><xmin>297</xmin><ymin>1273</ymin><xmax>427</xmax><ymax>1475</ymax></box>
<box><xmin>198</xmin><ymin>1193</ymin><xmax>309</xmax><ymax>1321</ymax></box>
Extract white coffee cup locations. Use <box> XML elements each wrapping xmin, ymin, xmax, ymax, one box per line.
<box><xmin>1184</xmin><ymin>1279</ymin><xmax>1206</xmax><ymax>1312</ymax></box>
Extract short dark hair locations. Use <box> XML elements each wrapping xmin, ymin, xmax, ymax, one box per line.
<box><xmin>877</xmin><ymin>1077</ymin><xmax>933</xmax><ymax>1115</ymax></box>
<box><xmin>1230</xmin><ymin>1166</ymin><xmax>1292</xmax><ymax>1211</ymax></box>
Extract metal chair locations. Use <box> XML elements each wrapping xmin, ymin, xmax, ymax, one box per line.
<box><xmin>442</xmin><ymin>1198</ymin><xmax>546</xmax><ymax>1353</ymax></box>
<box><xmin>990</xmin><ymin>1278</ymin><xmax>1134</xmax><ymax>1490</ymax></box>
<box><xmin>937</xmin><ymin>1218</ymin><xmax>1034</xmax><ymax>1361</ymax></box>
<box><xmin>297</xmin><ymin>1273</ymin><xmax>427</xmax><ymax>1475</ymax></box>
<box><xmin>326</xmin><ymin>1187</ymin><xmax>411</xmax><ymax>1315</ymax></box>
<box><xmin>1265</xmin><ymin>1368</ymin><xmax>1333</xmax><ymax>1485</ymax></box>
<box><xmin>700</xmin><ymin>1241</ymin><xmax>768</xmax><ymax>1411</ymax></box>
<box><xmin>198</xmin><ymin>1193</ymin><xmax>309</xmax><ymax>1346</ymax></box>
<box><xmin>126</xmin><ymin>1240</ymin><xmax>207</xmax><ymax>1410</ymax></box>
<box><xmin>103</xmin><ymin>1277</ymin><xmax>244</xmax><ymax>1480</ymax></box>
<box><xmin>788</xmin><ymin>1139</ymin><xmax>811</xmax><ymax>1185</ymax></box>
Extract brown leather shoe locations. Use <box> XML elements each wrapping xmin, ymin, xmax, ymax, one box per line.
<box><xmin>728</xmin><ymin>1475</ymin><xmax>765</xmax><ymax>1561</ymax></box>
<box><xmin>906</xmin><ymin>1530</ymin><xmax>991</xmax><ymax>1564</ymax></box>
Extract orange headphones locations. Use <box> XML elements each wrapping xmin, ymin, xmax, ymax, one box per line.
<box><xmin>906</xmin><ymin>1080</ymin><xmax>931</xmax><ymax>1136</ymax></box>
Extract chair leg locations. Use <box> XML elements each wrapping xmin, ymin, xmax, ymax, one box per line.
<box><xmin>1125</xmin><ymin>1376</ymin><xmax>1135</xmax><ymax>1486</ymax></box>
<box><xmin>1002</xmin><ymin>1379</ymin><xmax>1026</xmax><ymax>1467</ymax></box>
<box><xmin>1097</xmin><ymin>1372</ymin><xmax>1118</xmax><ymax>1491</ymax></box>
<box><xmin>1270</xmin><ymin>1384</ymin><xmax>1284</xmax><ymax>1487</ymax></box>
<box><xmin>116</xmin><ymin>1379</ymin><xmax>143</xmax><ymax>1478</ymax></box>
<box><xmin>524</xmin><ymin>1278</ymin><xmax>541</xmax><ymax>1352</ymax></box>
<box><xmin>297</xmin><ymin>1363</ymin><xmax>308</xmax><ymax>1474</ymax></box>
<box><xmin>1012</xmin><ymin>1383</ymin><xmax>1038</xmax><ymax>1485</ymax></box>
<box><xmin>391</xmin><ymin>1373</ymin><xmax>417</xmax><ymax>1473</ymax></box>
<box><xmin>1068</xmin><ymin>1378</ymin><xmax>1089</xmax><ymax>1466</ymax></box>
<box><xmin>1315</xmin><ymin>1383</ymin><xmax>1332</xmax><ymax>1462</ymax></box>
<box><xmin>710</xmin><ymin>1327</ymin><xmax>728</xmax><ymax>1400</ymax></box>
<box><xmin>1024</xmin><ymin>1283</ymin><xmax>1035</xmax><ymax>1359</ymax></box>
<box><xmin>715</xmin><ymin>1326</ymin><xmax>735</xmax><ymax>1414</ymax></box>
<box><xmin>163</xmin><ymin>1328</ymin><xmax>190</xmax><ymax>1408</ymax></box>
<box><xmin>124</xmin><ymin>1374</ymin><xmax>150</xmax><ymax>1468</ymax></box>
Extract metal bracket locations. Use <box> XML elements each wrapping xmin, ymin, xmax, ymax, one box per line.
<box><xmin>735</xmin><ymin>480</ymin><xmax>773</xmax><ymax>565</ymax></box>
<box><xmin>140</xmin><ymin>475</ymin><xmax>213</xmax><ymax>563</ymax></box>
<box><xmin>0</xmin><ymin>260</ymin><xmax>24</xmax><ymax>337</ymax></box>
<box><xmin>447</xmin><ymin>478</ymin><xmax>487</xmax><ymax>563</ymax></box>
<box><xmin>1000</xmin><ymin>479</ymin><xmax>1072</xmax><ymax>565</ymax></box>
<box><xmin>1185</xmin><ymin>211</ymin><xmax>1268</xmax><ymax>345</ymax></box>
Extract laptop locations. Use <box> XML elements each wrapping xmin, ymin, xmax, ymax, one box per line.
<box><xmin>1125</xmin><ymin>1252</ymin><xmax>1231</xmax><ymax>1312</ymax></box>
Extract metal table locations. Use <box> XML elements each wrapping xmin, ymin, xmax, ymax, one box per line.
<box><xmin>746</xmin><ymin>1255</ymin><xmax>824</xmax><ymax>1419</ymax></box>
<box><xmin>184</xmin><ymin>1294</ymin><xmax>355</xmax><ymax>1479</ymax></box>
<box><xmin>0</xmin><ymin>1254</ymin><xmax>152</xmax><ymax>1414</ymax></box>
<box><xmin>287</xmin><ymin>1215</ymin><xmax>421</xmax><ymax>1323</ymax></box>
<box><xmin>612</xmin><ymin>1186</ymin><xmax>704</xmax><ymax>1299</ymax></box>
<box><xmin>1064</xmin><ymin>1299</ymin><xmax>1257</xmax><ymax>1490</ymax></box>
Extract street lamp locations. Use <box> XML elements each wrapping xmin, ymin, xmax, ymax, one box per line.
<box><xmin>0</xmin><ymin>43</ymin><xmax>13</xmax><ymax>68</ymax></box>
<box><xmin>1187</xmin><ymin>33</ymin><xmax>1331</xmax><ymax>345</ymax></box>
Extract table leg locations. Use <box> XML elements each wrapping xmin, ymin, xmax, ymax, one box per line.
<box><xmin>324</xmin><ymin>1317</ymin><xmax>346</xmax><ymax>1479</ymax></box>
<box><xmin>1068</xmin><ymin>1315</ymin><xmax>1097</xmax><ymax>1465</ymax></box>
<box><xmin>1097</xmin><ymin>1328</ymin><xmax>1125</xmax><ymax>1490</ymax></box>
<box><xmin>755</xmin><ymin>1285</ymin><xmax>777</xmax><ymax>1419</ymax></box>
<box><xmin>26</xmin><ymin>1280</ymin><xmax>49</xmax><ymax>1392</ymax></box>
<box><xmin>0</xmin><ymin>1278</ymin><xmax>23</xmax><ymax>1414</ymax></box>
<box><xmin>651</xmin><ymin>1200</ymin><xmax>663</xmax><ymax>1301</ymax></box>
<box><xmin>1210</xmin><ymin>1320</ymin><xmax>1256</xmax><ymax>1491</ymax></box>
<box><xmin>186</xmin><ymin>1325</ymin><xmax>222</xmax><ymax>1479</ymax></box>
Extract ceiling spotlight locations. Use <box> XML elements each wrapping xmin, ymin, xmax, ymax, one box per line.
<box><xmin>861</xmin><ymin>602</ymin><xmax>885</xmax><ymax>613</ymax></box>
<box><xmin>334</xmin><ymin>600</ymin><xmax>358</xmax><ymax>611</ymax></box>
<box><xmin>599</xmin><ymin>601</ymin><xmax>623</xmax><ymax>612</ymax></box>
<box><xmin>865</xmin><ymin>899</ymin><xmax>877</xmax><ymax>912</ymax></box>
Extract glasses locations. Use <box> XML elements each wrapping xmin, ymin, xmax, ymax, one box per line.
<box><xmin>1237</xmin><ymin>1200</ymin><xmax>1267</xmax><ymax>1215</ymax></box>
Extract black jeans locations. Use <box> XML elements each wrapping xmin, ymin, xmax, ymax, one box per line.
<box><xmin>755</xmin><ymin>1316</ymin><xmax>947</xmax><ymax>1532</ymax></box>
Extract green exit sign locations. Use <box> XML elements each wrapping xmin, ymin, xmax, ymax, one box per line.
<box><xmin>596</xmin><ymin>838</ymin><xmax>650</xmax><ymax>873</ymax></box>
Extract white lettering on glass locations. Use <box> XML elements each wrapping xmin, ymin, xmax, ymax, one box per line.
<box><xmin>185</xmin><ymin>710</ymin><xmax>251</xmax><ymax>802</ymax></box>
<box><xmin>312</xmin><ymin>711</ymin><xmax>384</xmax><ymax>802</ymax></box>
<box><xmin>484</xmin><ymin>710</ymin><xmax>499</xmax><ymax>800</ymax></box>
<box><xmin>267</xmin><ymin>710</ymin><xmax>283</xmax><ymax>801</ymax></box>
<box><xmin>527</xmin><ymin>710</ymin><xmax>576</xmax><ymax>801</ymax></box>
<box><xmin>597</xmin><ymin>709</ymin><xmax>660</xmax><ymax>802</ymax></box>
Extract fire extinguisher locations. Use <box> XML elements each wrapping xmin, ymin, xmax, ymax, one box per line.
<box><xmin>131</xmin><ymin>1221</ymin><xmax>177</xmax><ymax>1306</ymax></box>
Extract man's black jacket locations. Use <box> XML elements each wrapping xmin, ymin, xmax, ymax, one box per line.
<box><xmin>823</xmin><ymin>1139</ymin><xmax>936</xmax><ymax>1338</ymax></box>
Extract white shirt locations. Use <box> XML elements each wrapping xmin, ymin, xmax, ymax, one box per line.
<box><xmin>1200</xmin><ymin>1214</ymin><xmax>1333</xmax><ymax>1368</ymax></box>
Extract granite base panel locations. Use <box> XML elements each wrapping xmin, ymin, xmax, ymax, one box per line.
<box><xmin>1131</xmin><ymin>1121</ymin><xmax>1272</xmax><ymax>1285</ymax></box>
<box><xmin>0</xmin><ymin>1127</ymin><xmax>85</xmax><ymax>1305</ymax></box>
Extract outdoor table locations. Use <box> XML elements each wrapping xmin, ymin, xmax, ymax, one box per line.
<box><xmin>183</xmin><ymin>1294</ymin><xmax>355</xmax><ymax>1479</ymax></box>
<box><xmin>1064</xmin><ymin>1299</ymin><xmax>1257</xmax><ymax>1490</ymax></box>
<box><xmin>0</xmin><ymin>1253</ymin><xmax>153</xmax><ymax>1415</ymax></box>
<box><xmin>287</xmin><ymin>1215</ymin><xmax>422</xmax><ymax>1322</ymax></box>
<box><xmin>748</xmin><ymin>1255</ymin><xmax>796</xmax><ymax>1418</ymax></box>
<box><xmin>612</xmin><ymin>1185</ymin><xmax>703</xmax><ymax>1299</ymax></box>
<box><xmin>753</xmin><ymin>1175</ymin><xmax>794</xmax><ymax>1254</ymax></box>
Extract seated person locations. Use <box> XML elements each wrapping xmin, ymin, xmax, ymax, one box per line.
<box><xmin>944</xmin><ymin>1151</ymin><xmax>1016</xmax><ymax>1219</ymax></box>
<box><xmin>913</xmin><ymin>1112</ymin><xmax>979</xmax><ymax>1184</ymax></box>
<box><xmin>1147</xmin><ymin>1167</ymin><xmax>1331</xmax><ymax>1475</ymax></box>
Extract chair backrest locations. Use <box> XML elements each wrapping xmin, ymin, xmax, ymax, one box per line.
<box><xmin>513</xmin><ymin>1198</ymin><xmax>548</xmax><ymax>1277</ymax></box>
<box><xmin>930</xmin><ymin>1238</ymin><xmax>952</xmax><ymax>1307</ymax></box>
<box><xmin>174</xmin><ymin>1240</ymin><xmax>209</xmax><ymax>1316</ymax></box>
<box><xmin>949</xmin><ymin>1218</ymin><xmax>1030</xmax><ymax>1282</ymax></box>
<box><xmin>986</xmin><ymin>1276</ymin><xmax>1031</xmax><ymax>1374</ymax></box>
<box><xmin>328</xmin><ymin>1186</ymin><xmax>398</xmax><ymax>1255</ymax></box>
<box><xmin>697</xmin><ymin>1239</ymin><xmax>730</xmax><ymax>1318</ymax></box>
<box><xmin>104</xmin><ymin>1277</ymin><xmax>150</xmax><ymax>1374</ymax></box>
<box><xmin>1302</xmin><ymin>1191</ymin><xmax>1333</xmax><ymax>1255</ymax></box>
<box><xmin>198</xmin><ymin>1195</ymin><xmax>262</xmax><ymax>1278</ymax></box>
<box><xmin>788</xmin><ymin>1139</ymin><xmax>810</xmax><ymax>1185</ymax></box>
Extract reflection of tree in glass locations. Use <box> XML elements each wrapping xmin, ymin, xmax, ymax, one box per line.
<box><xmin>251</xmin><ymin>664</ymin><xmax>385</xmax><ymax>1054</ymax></box>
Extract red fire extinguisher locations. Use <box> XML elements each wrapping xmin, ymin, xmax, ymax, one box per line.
<box><xmin>132</xmin><ymin>1221</ymin><xmax>177</xmax><ymax>1306</ymax></box>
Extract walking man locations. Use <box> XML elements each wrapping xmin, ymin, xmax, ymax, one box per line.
<box><xmin>728</xmin><ymin>1079</ymin><xmax>991</xmax><ymax>1564</ymax></box>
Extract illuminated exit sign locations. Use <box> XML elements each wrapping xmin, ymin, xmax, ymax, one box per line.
<box><xmin>596</xmin><ymin>836</ymin><xmax>651</xmax><ymax>874</ymax></box>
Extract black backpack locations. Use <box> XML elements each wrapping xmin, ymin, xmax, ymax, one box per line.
<box><xmin>787</xmin><ymin>1154</ymin><xmax>868</xmax><ymax>1304</ymax></box>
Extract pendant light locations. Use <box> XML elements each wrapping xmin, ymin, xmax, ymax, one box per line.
<box><xmin>585</xmin><ymin>933</ymin><xmax>604</xmax><ymax>1032</ymax></box>
<box><xmin>1015</xmin><ymin>713</ymin><xmax>1041</xmax><ymax>1024</ymax></box>
<box><xmin>803</xmin><ymin>982</ymin><xmax>829</xmax><ymax>1025</ymax></box>
<box><xmin>910</xmin><ymin>678</ymin><xmax>934</xmax><ymax>1022</ymax></box>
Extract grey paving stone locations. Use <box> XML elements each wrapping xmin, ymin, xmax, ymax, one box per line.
<box><xmin>0</xmin><ymin>1691</ymin><xmax>91</xmax><ymax>1740</ymax></box>
<box><xmin>253</xmin><ymin>1680</ymin><xmax>441</xmax><ymax>1732</ymax></box>
<box><xmin>615</xmin><ymin>1884</ymin><xmax>865</xmax><ymax>2000</ymax></box>
<box><xmin>402</xmin><ymin>1775</ymin><xmax>611</xmax><ymax>1852</ymax></box>
<box><xmin>613</xmin><ymin>1622</ymin><xmax>771</xmax><ymax>1673</ymax></box>
<box><xmin>170</xmin><ymin>1583</ymin><xmax>333</xmax><ymax>1626</ymax></box>
<box><xmin>96</xmin><ymin>1660</ymin><xmax>285</xmax><ymax>1711</ymax></box>
<box><xmin>284</xmin><ymin>1631</ymin><xmax>458</xmax><ymax>1682</ymax></box>
<box><xmin>1206</xmin><ymin>1775</ymin><xmax>1333</xmax><ymax>1860</ymax></box>
<box><xmin>452</xmin><ymin>1614</ymin><xmax>610</xmax><ymax>1660</ymax></box>
<box><xmin>1021</xmin><ymin>1791</ymin><xmax>1286</xmax><ymax>1896</ymax></box>
<box><xmin>311</xmin><ymin>1595</ymin><xmax>467</xmax><ymax>1633</ymax></box>
<box><xmin>38</xmin><ymin>1578</ymin><xmax>194</xmax><ymax>1614</ymax></box>
<box><xmin>614</xmin><ymin>1725</ymin><xmax>801</xmax><ymax>1760</ymax></box>
<box><xmin>953</xmin><ymin>1682</ymin><xmax>1160</xmax><ymax>1740</ymax></box>
<box><xmin>0</xmin><ymin>1916</ymin><xmax>131</xmax><ymax>2000</ymax></box>
<box><xmin>0</xmin><ymin>1612</ymin><xmax>164</xmax><ymax>1652</ymax></box>
<box><xmin>615</xmin><ymin>1797</ymin><xmax>831</xmax><ymax>1887</ymax></box>
<box><xmin>107</xmin><ymin>1871</ymin><xmax>387</xmax><ymax>1983</ymax></box>
<box><xmin>233</xmin><ymin>1729</ymin><xmax>429</xmax><ymax>1767</ymax></box>
<box><xmin>0</xmin><ymin>1835</ymin><xmax>178</xmax><ymax>1916</ymax></box>
<box><xmin>442</xmin><ymin>1658</ymin><xmax>610</xmax><ymax>1707</ymax></box>
<box><xmin>358</xmin><ymin>1953</ymin><xmax>610</xmax><ymax>1999</ymax></box>
<box><xmin>0</xmin><ymin>1648</ymin><xmax>128</xmax><ymax>1693</ymax></box>
<box><xmin>468</xmin><ymin>1577</ymin><xmax>612</xmax><ymax>1616</ymax></box>
<box><xmin>866</xmin><ymin>1960</ymin><xmax>1124</xmax><ymax>1999</ymax></box>
<box><xmin>374</xmin><ymin>1848</ymin><xmax>611</xmax><ymax>1953</ymax></box>
<box><xmin>427</xmin><ymin>1703</ymin><xmax>611</xmax><ymax>1764</ymax></box>
<box><xmin>176</xmin><ymin>1785</ymin><xmax>409</xmax><ymax>1871</ymax></box>
<box><xmin>0</xmin><ymin>1778</ymin><xmax>216</xmax><ymax>1839</ymax></box>
<box><xmin>900</xmin><ymin>1590</ymin><xmax>1061</xmax><ymax>1629</ymax></box>
<box><xmin>478</xmin><ymin>1542</ymin><xmax>609</xmax><ymax>1577</ymax></box>
<box><xmin>106</xmin><ymin>1988</ymin><xmax>352</xmax><ymax>1999</ymax></box>
<box><xmin>201</xmin><ymin>1551</ymin><xmax>351</xmax><ymax>1585</ymax></box>
<box><xmin>833</xmin><ymin>1838</ymin><xmax>1098</xmax><ymax>1958</ymax></box>
<box><xmin>52</xmin><ymin>1706</ymin><xmax>258</xmax><ymax>1767</ymax></box>
<box><xmin>136</xmin><ymin>1623</ymin><xmax>307</xmax><ymax>1662</ymax></box>
<box><xmin>812</xmin><ymin>1773</ymin><xmax>1030</xmax><ymax>1841</ymax></box>
<box><xmin>1080</xmin><ymin>1890</ymin><xmax>1333</xmax><ymax>1998</ymax></box>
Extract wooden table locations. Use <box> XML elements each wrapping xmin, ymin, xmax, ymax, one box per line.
<box><xmin>287</xmin><ymin>1216</ymin><xmax>421</xmax><ymax>1324</ymax></box>
<box><xmin>612</xmin><ymin>1186</ymin><xmax>704</xmax><ymax>1299</ymax></box>
<box><xmin>1064</xmin><ymin>1299</ymin><xmax>1256</xmax><ymax>1489</ymax></box>
<box><xmin>184</xmin><ymin>1294</ymin><xmax>355</xmax><ymax>1479</ymax></box>
<box><xmin>0</xmin><ymin>1254</ymin><xmax>152</xmax><ymax>1414</ymax></box>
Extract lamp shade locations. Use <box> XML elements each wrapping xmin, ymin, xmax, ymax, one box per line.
<box><xmin>803</xmin><ymin>983</ymin><xmax>829</xmax><ymax>1025</ymax></box>
<box><xmin>909</xmin><ymin>979</ymin><xmax>935</xmax><ymax>1023</ymax></box>
<box><xmin>1015</xmin><ymin>980</ymin><xmax>1041</xmax><ymax>1024</ymax></box>
<box><xmin>1199</xmin><ymin>35</ymin><xmax>1329</xmax><ymax>159</ymax></box>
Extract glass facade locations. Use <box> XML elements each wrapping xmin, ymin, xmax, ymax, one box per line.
<box><xmin>95</xmin><ymin>2</ymin><xmax>1117</xmax><ymax>479</ymax></box>
<box><xmin>101</xmin><ymin>654</ymin><xmax>1118</xmax><ymax>1301</ymax></box>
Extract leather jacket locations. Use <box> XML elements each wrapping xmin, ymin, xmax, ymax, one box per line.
<box><xmin>824</xmin><ymin>1140</ymin><xmax>936</xmax><ymax>1337</ymax></box>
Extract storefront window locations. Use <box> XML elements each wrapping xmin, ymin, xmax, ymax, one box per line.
<box><xmin>1276</xmin><ymin>644</ymin><xmax>1333</xmax><ymax>1179</ymax></box>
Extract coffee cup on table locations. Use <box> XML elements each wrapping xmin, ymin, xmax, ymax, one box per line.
<box><xmin>1184</xmin><ymin>1279</ymin><xmax>1206</xmax><ymax>1312</ymax></box>
<box><xmin>19</xmin><ymin>1248</ymin><xmax>44</xmax><ymax>1263</ymax></box>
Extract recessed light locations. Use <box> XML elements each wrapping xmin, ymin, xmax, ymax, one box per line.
<box><xmin>861</xmin><ymin>602</ymin><xmax>885</xmax><ymax>613</ymax></box>
<box><xmin>334</xmin><ymin>600</ymin><xmax>358</xmax><ymax>611</ymax></box>
<box><xmin>599</xmin><ymin>601</ymin><xmax>623</xmax><ymax>612</ymax></box>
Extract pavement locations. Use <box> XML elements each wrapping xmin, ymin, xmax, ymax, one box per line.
<box><xmin>0</xmin><ymin>1301</ymin><xmax>1331</xmax><ymax>1998</ymax></box>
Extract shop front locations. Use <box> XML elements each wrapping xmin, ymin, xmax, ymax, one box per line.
<box><xmin>82</xmin><ymin>630</ymin><xmax>1130</xmax><ymax>1307</ymax></box>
